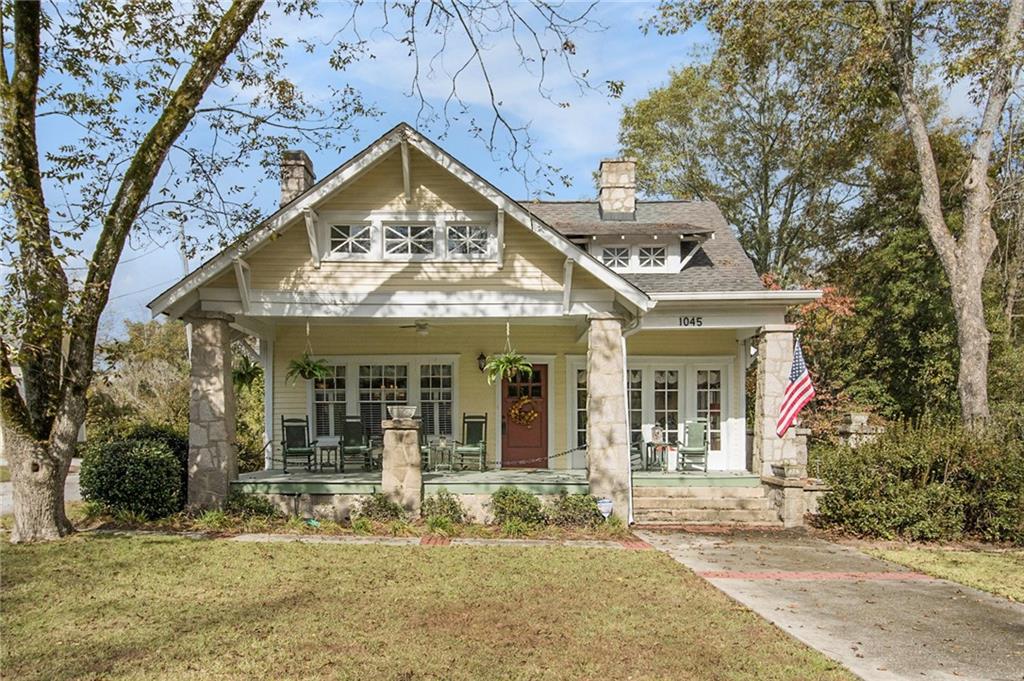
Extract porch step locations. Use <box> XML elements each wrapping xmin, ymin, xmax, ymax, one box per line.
<box><xmin>633</xmin><ymin>508</ymin><xmax>780</xmax><ymax>524</ymax></box>
<box><xmin>632</xmin><ymin>496</ymin><xmax>770</xmax><ymax>511</ymax></box>
<box><xmin>632</xmin><ymin>486</ymin><xmax>767</xmax><ymax>499</ymax></box>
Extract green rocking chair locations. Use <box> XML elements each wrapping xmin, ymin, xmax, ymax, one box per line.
<box><xmin>340</xmin><ymin>417</ymin><xmax>371</xmax><ymax>472</ymax></box>
<box><xmin>280</xmin><ymin>416</ymin><xmax>316</xmax><ymax>473</ymax></box>
<box><xmin>453</xmin><ymin>413</ymin><xmax>488</xmax><ymax>471</ymax></box>
<box><xmin>676</xmin><ymin>418</ymin><xmax>709</xmax><ymax>473</ymax></box>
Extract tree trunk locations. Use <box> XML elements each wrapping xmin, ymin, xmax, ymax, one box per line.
<box><xmin>951</xmin><ymin>278</ymin><xmax>991</xmax><ymax>422</ymax></box>
<box><xmin>4</xmin><ymin>428</ymin><xmax>73</xmax><ymax>543</ymax></box>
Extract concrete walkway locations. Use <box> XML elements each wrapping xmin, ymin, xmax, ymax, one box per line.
<box><xmin>637</xmin><ymin>529</ymin><xmax>1024</xmax><ymax>681</ymax></box>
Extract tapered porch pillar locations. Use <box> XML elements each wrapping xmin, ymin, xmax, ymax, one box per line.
<box><xmin>381</xmin><ymin>418</ymin><xmax>422</xmax><ymax>515</ymax></box>
<box><xmin>185</xmin><ymin>311</ymin><xmax>237</xmax><ymax>508</ymax></box>
<box><xmin>585</xmin><ymin>314</ymin><xmax>631</xmax><ymax>521</ymax></box>
<box><xmin>752</xmin><ymin>324</ymin><xmax>801</xmax><ymax>477</ymax></box>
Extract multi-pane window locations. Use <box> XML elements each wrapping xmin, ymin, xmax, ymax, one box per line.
<box><xmin>446</xmin><ymin>225</ymin><xmax>490</xmax><ymax>256</ymax></box>
<box><xmin>602</xmin><ymin>247</ymin><xmax>630</xmax><ymax>268</ymax></box>
<box><xmin>312</xmin><ymin>366</ymin><xmax>346</xmax><ymax>437</ymax></box>
<box><xmin>653</xmin><ymin>370</ymin><xmax>679</xmax><ymax>442</ymax></box>
<box><xmin>638</xmin><ymin>246</ymin><xmax>666</xmax><ymax>268</ymax></box>
<box><xmin>628</xmin><ymin>369</ymin><xmax>644</xmax><ymax>447</ymax></box>
<box><xmin>329</xmin><ymin>224</ymin><xmax>372</xmax><ymax>255</ymax></box>
<box><xmin>358</xmin><ymin>364</ymin><xmax>408</xmax><ymax>438</ymax></box>
<box><xmin>420</xmin><ymin>364</ymin><xmax>453</xmax><ymax>438</ymax></box>
<box><xmin>575</xmin><ymin>369</ymin><xmax>588</xmax><ymax>448</ymax></box>
<box><xmin>384</xmin><ymin>225</ymin><xmax>434</xmax><ymax>255</ymax></box>
<box><xmin>696</xmin><ymin>369</ymin><xmax>723</xmax><ymax>450</ymax></box>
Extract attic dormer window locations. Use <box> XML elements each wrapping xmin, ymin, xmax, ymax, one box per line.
<box><xmin>330</xmin><ymin>225</ymin><xmax>372</xmax><ymax>255</ymax></box>
<box><xmin>638</xmin><ymin>246</ymin><xmax>666</xmax><ymax>268</ymax></box>
<box><xmin>602</xmin><ymin>246</ymin><xmax>630</xmax><ymax>268</ymax></box>
<box><xmin>384</xmin><ymin>224</ymin><xmax>434</xmax><ymax>256</ymax></box>
<box><xmin>446</xmin><ymin>224</ymin><xmax>491</xmax><ymax>256</ymax></box>
<box><xmin>319</xmin><ymin>210</ymin><xmax>498</xmax><ymax>263</ymax></box>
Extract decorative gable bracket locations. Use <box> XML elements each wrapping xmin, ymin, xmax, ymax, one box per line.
<box><xmin>303</xmin><ymin>208</ymin><xmax>321</xmax><ymax>269</ymax></box>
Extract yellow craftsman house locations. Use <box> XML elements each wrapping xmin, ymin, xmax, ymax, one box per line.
<box><xmin>149</xmin><ymin>123</ymin><xmax>820</xmax><ymax>525</ymax></box>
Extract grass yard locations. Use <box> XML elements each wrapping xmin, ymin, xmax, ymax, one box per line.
<box><xmin>1</xmin><ymin>535</ymin><xmax>853</xmax><ymax>681</ymax></box>
<box><xmin>866</xmin><ymin>547</ymin><xmax>1024</xmax><ymax>602</ymax></box>
<box><xmin>0</xmin><ymin>465</ymin><xmax>10</xmax><ymax>483</ymax></box>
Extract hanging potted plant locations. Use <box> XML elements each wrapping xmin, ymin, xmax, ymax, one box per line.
<box><xmin>286</xmin><ymin>322</ymin><xmax>331</xmax><ymax>384</ymax></box>
<box><xmin>483</xmin><ymin>322</ymin><xmax>533</xmax><ymax>385</ymax></box>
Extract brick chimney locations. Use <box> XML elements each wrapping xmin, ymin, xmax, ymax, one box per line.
<box><xmin>280</xmin><ymin>150</ymin><xmax>314</xmax><ymax>206</ymax></box>
<box><xmin>598</xmin><ymin>158</ymin><xmax>636</xmax><ymax>220</ymax></box>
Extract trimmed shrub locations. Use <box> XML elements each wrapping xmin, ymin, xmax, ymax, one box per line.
<box><xmin>354</xmin><ymin>493</ymin><xmax>404</xmax><ymax>522</ymax></box>
<box><xmin>546</xmin><ymin>492</ymin><xmax>604</xmax><ymax>527</ymax></box>
<box><xmin>80</xmin><ymin>439</ymin><xmax>182</xmax><ymax>519</ymax></box>
<box><xmin>85</xmin><ymin>423</ymin><xmax>189</xmax><ymax>508</ymax></box>
<box><xmin>490</xmin><ymin>486</ymin><xmax>545</xmax><ymax>525</ymax></box>
<box><xmin>815</xmin><ymin>414</ymin><xmax>1024</xmax><ymax>543</ymax></box>
<box><xmin>421</xmin><ymin>488</ymin><xmax>467</xmax><ymax>524</ymax></box>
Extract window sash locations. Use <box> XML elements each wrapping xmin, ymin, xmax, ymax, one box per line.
<box><xmin>638</xmin><ymin>246</ymin><xmax>666</xmax><ymax>268</ymax></box>
<box><xmin>446</xmin><ymin>224</ymin><xmax>491</xmax><ymax>256</ymax></box>
<box><xmin>601</xmin><ymin>246</ymin><xmax>630</xmax><ymax>268</ymax></box>
<box><xmin>329</xmin><ymin>224</ymin><xmax>372</xmax><ymax>255</ymax></box>
<box><xmin>384</xmin><ymin>224</ymin><xmax>435</xmax><ymax>256</ymax></box>
<box><xmin>312</xmin><ymin>366</ymin><xmax>346</xmax><ymax>437</ymax></box>
<box><xmin>420</xmin><ymin>363</ymin><xmax>453</xmax><ymax>438</ymax></box>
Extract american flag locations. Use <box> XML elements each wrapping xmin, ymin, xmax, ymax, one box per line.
<box><xmin>776</xmin><ymin>339</ymin><xmax>815</xmax><ymax>437</ymax></box>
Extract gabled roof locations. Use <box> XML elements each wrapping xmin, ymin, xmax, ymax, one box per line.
<box><xmin>525</xmin><ymin>200</ymin><xmax>764</xmax><ymax>293</ymax></box>
<box><xmin>148</xmin><ymin>123</ymin><xmax>653</xmax><ymax>316</ymax></box>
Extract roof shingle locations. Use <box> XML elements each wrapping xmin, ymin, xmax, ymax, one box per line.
<box><xmin>523</xmin><ymin>200</ymin><xmax>763</xmax><ymax>293</ymax></box>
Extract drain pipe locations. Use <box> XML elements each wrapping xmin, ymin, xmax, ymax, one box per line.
<box><xmin>621</xmin><ymin>312</ymin><xmax>644</xmax><ymax>525</ymax></box>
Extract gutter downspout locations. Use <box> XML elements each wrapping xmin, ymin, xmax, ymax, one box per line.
<box><xmin>620</xmin><ymin>312</ymin><xmax>643</xmax><ymax>525</ymax></box>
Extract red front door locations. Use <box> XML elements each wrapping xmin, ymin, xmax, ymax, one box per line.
<box><xmin>501</xmin><ymin>365</ymin><xmax>548</xmax><ymax>468</ymax></box>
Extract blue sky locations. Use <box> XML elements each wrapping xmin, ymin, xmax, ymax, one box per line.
<box><xmin>70</xmin><ymin>1</ymin><xmax>709</xmax><ymax>335</ymax></box>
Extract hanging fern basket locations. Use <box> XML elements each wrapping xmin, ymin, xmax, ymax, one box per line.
<box><xmin>286</xmin><ymin>322</ymin><xmax>330</xmax><ymax>384</ymax></box>
<box><xmin>483</xmin><ymin>322</ymin><xmax>533</xmax><ymax>385</ymax></box>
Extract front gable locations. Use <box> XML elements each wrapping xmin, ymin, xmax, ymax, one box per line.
<box><xmin>152</xmin><ymin>124</ymin><xmax>649</xmax><ymax>322</ymax></box>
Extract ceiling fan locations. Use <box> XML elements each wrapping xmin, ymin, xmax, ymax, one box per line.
<box><xmin>399</xmin><ymin>320</ymin><xmax>430</xmax><ymax>336</ymax></box>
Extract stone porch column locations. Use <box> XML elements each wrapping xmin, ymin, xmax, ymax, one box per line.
<box><xmin>752</xmin><ymin>324</ymin><xmax>800</xmax><ymax>477</ymax></box>
<box><xmin>381</xmin><ymin>418</ymin><xmax>422</xmax><ymax>515</ymax></box>
<box><xmin>585</xmin><ymin>314</ymin><xmax>631</xmax><ymax>521</ymax></box>
<box><xmin>185</xmin><ymin>311</ymin><xmax>237</xmax><ymax>508</ymax></box>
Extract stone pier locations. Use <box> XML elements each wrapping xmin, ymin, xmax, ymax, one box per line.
<box><xmin>185</xmin><ymin>311</ymin><xmax>237</xmax><ymax>509</ymax></box>
<box><xmin>752</xmin><ymin>324</ymin><xmax>800</xmax><ymax>477</ymax></box>
<box><xmin>585</xmin><ymin>314</ymin><xmax>631</xmax><ymax>521</ymax></box>
<box><xmin>381</xmin><ymin>418</ymin><xmax>423</xmax><ymax>515</ymax></box>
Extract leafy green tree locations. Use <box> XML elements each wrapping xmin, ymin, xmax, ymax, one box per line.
<box><xmin>651</xmin><ymin>0</ymin><xmax>1024</xmax><ymax>423</ymax></box>
<box><xmin>1</xmin><ymin>0</ymin><xmax>607</xmax><ymax>542</ymax></box>
<box><xmin>89</xmin><ymin>320</ymin><xmax>191</xmax><ymax>436</ymax></box>
<box><xmin>619</xmin><ymin>51</ymin><xmax>889</xmax><ymax>280</ymax></box>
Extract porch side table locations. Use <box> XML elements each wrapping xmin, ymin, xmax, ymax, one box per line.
<box><xmin>646</xmin><ymin>442</ymin><xmax>672</xmax><ymax>472</ymax></box>
<box><xmin>430</xmin><ymin>442</ymin><xmax>453</xmax><ymax>472</ymax></box>
<box><xmin>317</xmin><ymin>443</ymin><xmax>339</xmax><ymax>473</ymax></box>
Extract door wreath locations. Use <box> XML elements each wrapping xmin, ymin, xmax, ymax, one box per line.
<box><xmin>508</xmin><ymin>396</ymin><xmax>539</xmax><ymax>427</ymax></box>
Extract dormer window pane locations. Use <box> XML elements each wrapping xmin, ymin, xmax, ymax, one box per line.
<box><xmin>385</xmin><ymin>224</ymin><xmax>434</xmax><ymax>255</ymax></box>
<box><xmin>447</xmin><ymin>225</ymin><xmax>490</xmax><ymax>255</ymax></box>
<box><xmin>602</xmin><ymin>247</ymin><xmax>630</xmax><ymax>268</ymax></box>
<box><xmin>329</xmin><ymin>225</ymin><xmax>372</xmax><ymax>255</ymax></box>
<box><xmin>639</xmin><ymin>246</ymin><xmax>666</xmax><ymax>268</ymax></box>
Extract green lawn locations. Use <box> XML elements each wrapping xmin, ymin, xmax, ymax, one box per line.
<box><xmin>867</xmin><ymin>547</ymin><xmax>1024</xmax><ymax>602</ymax></box>
<box><xmin>0</xmin><ymin>465</ymin><xmax>10</xmax><ymax>483</ymax></box>
<box><xmin>1</xmin><ymin>535</ymin><xmax>853</xmax><ymax>680</ymax></box>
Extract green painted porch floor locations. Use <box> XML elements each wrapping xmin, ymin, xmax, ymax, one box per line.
<box><xmin>233</xmin><ymin>468</ymin><xmax>760</xmax><ymax>495</ymax></box>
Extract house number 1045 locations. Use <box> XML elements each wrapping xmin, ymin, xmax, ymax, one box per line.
<box><xmin>678</xmin><ymin>316</ymin><xmax>704</xmax><ymax>327</ymax></box>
